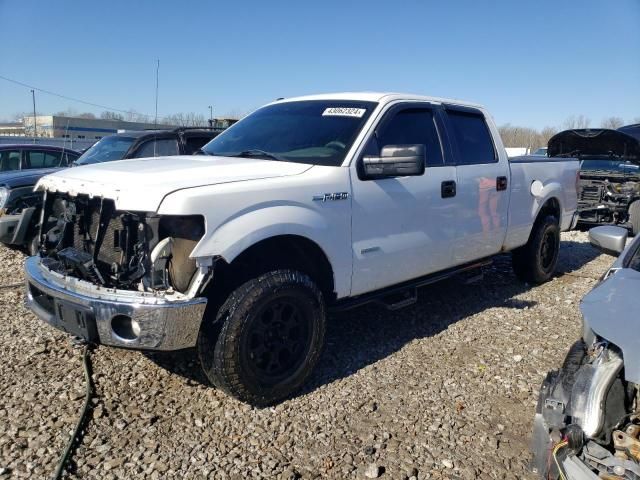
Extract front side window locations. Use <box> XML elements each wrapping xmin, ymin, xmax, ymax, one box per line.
<box><xmin>185</xmin><ymin>135</ymin><xmax>216</xmax><ymax>155</ymax></box>
<box><xmin>26</xmin><ymin>150</ymin><xmax>62</xmax><ymax>168</ymax></box>
<box><xmin>202</xmin><ymin>100</ymin><xmax>377</xmax><ymax>166</ymax></box>
<box><xmin>74</xmin><ymin>136</ymin><xmax>135</xmax><ymax>165</ymax></box>
<box><xmin>447</xmin><ymin>109</ymin><xmax>497</xmax><ymax>165</ymax></box>
<box><xmin>135</xmin><ymin>138</ymin><xmax>179</xmax><ymax>158</ymax></box>
<box><xmin>0</xmin><ymin>150</ymin><xmax>21</xmax><ymax>171</ymax></box>
<box><xmin>371</xmin><ymin>108</ymin><xmax>443</xmax><ymax>166</ymax></box>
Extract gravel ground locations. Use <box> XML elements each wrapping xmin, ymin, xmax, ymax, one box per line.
<box><xmin>0</xmin><ymin>231</ymin><xmax>613</xmax><ymax>479</ymax></box>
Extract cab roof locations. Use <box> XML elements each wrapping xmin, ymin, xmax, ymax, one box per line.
<box><xmin>274</xmin><ymin>91</ymin><xmax>484</xmax><ymax>109</ymax></box>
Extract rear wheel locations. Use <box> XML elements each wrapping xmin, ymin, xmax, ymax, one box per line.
<box><xmin>628</xmin><ymin>200</ymin><xmax>640</xmax><ymax>236</ymax></box>
<box><xmin>198</xmin><ymin>270</ymin><xmax>326</xmax><ymax>406</ymax></box>
<box><xmin>512</xmin><ymin>215</ymin><xmax>560</xmax><ymax>284</ymax></box>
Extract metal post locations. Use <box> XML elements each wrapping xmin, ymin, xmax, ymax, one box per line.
<box><xmin>31</xmin><ymin>89</ymin><xmax>37</xmax><ymax>141</ymax></box>
<box><xmin>154</xmin><ymin>59</ymin><xmax>159</xmax><ymax>126</ymax></box>
<box><xmin>208</xmin><ymin>105</ymin><xmax>213</xmax><ymax>128</ymax></box>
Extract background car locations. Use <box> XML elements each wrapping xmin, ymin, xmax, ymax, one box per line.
<box><xmin>73</xmin><ymin>127</ymin><xmax>220</xmax><ymax>165</ymax></box>
<box><xmin>0</xmin><ymin>144</ymin><xmax>79</xmax><ymax>172</ymax></box>
<box><xmin>0</xmin><ymin>145</ymin><xmax>80</xmax><ymax>253</ymax></box>
<box><xmin>531</xmin><ymin>225</ymin><xmax>640</xmax><ymax>479</ymax></box>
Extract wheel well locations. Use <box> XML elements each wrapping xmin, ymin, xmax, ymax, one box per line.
<box><xmin>538</xmin><ymin>197</ymin><xmax>560</xmax><ymax>224</ymax></box>
<box><xmin>205</xmin><ymin>235</ymin><xmax>336</xmax><ymax>307</ymax></box>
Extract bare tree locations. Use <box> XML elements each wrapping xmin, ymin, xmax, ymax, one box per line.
<box><xmin>162</xmin><ymin>112</ymin><xmax>207</xmax><ymax>127</ymax></box>
<box><xmin>562</xmin><ymin>115</ymin><xmax>591</xmax><ymax>129</ymax></box>
<box><xmin>540</xmin><ymin>126</ymin><xmax>559</xmax><ymax>143</ymax></box>
<box><xmin>100</xmin><ymin>111</ymin><xmax>125</xmax><ymax>121</ymax></box>
<box><xmin>601</xmin><ymin>116</ymin><xmax>624</xmax><ymax>129</ymax></box>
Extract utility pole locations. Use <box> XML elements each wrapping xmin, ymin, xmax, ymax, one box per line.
<box><xmin>31</xmin><ymin>89</ymin><xmax>37</xmax><ymax>141</ymax></box>
<box><xmin>154</xmin><ymin>59</ymin><xmax>160</xmax><ymax>126</ymax></box>
<box><xmin>208</xmin><ymin>105</ymin><xmax>213</xmax><ymax>128</ymax></box>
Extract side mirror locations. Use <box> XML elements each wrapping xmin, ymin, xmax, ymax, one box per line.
<box><xmin>362</xmin><ymin>144</ymin><xmax>425</xmax><ymax>179</ymax></box>
<box><xmin>589</xmin><ymin>226</ymin><xmax>628</xmax><ymax>256</ymax></box>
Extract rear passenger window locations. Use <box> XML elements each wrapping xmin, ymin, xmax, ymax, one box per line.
<box><xmin>26</xmin><ymin>150</ymin><xmax>62</xmax><ymax>168</ymax></box>
<box><xmin>374</xmin><ymin>108</ymin><xmax>443</xmax><ymax>166</ymax></box>
<box><xmin>446</xmin><ymin>110</ymin><xmax>496</xmax><ymax>165</ymax></box>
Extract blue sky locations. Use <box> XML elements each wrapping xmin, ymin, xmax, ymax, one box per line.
<box><xmin>0</xmin><ymin>0</ymin><xmax>638</xmax><ymax>129</ymax></box>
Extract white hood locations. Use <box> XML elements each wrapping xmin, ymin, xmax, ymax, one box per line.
<box><xmin>36</xmin><ymin>155</ymin><xmax>313</xmax><ymax>211</ymax></box>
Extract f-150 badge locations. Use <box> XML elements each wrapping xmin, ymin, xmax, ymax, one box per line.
<box><xmin>313</xmin><ymin>192</ymin><xmax>350</xmax><ymax>202</ymax></box>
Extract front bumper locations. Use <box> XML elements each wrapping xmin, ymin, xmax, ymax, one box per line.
<box><xmin>24</xmin><ymin>256</ymin><xmax>207</xmax><ymax>350</ymax></box>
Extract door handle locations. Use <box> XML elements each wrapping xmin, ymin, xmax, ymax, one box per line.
<box><xmin>441</xmin><ymin>180</ymin><xmax>456</xmax><ymax>198</ymax></box>
<box><xmin>497</xmin><ymin>176</ymin><xmax>508</xmax><ymax>191</ymax></box>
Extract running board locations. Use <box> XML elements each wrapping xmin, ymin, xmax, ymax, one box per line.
<box><xmin>375</xmin><ymin>288</ymin><xmax>417</xmax><ymax>311</ymax></box>
<box><xmin>331</xmin><ymin>257</ymin><xmax>493</xmax><ymax>312</ymax></box>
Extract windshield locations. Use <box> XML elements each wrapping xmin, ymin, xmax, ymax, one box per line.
<box><xmin>202</xmin><ymin>100</ymin><xmax>377</xmax><ymax>166</ymax></box>
<box><xmin>74</xmin><ymin>136</ymin><xmax>135</xmax><ymax>165</ymax></box>
<box><xmin>532</xmin><ymin>147</ymin><xmax>547</xmax><ymax>155</ymax></box>
<box><xmin>581</xmin><ymin>159</ymin><xmax>639</xmax><ymax>172</ymax></box>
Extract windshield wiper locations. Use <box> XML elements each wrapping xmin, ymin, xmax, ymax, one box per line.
<box><xmin>231</xmin><ymin>149</ymin><xmax>282</xmax><ymax>161</ymax></box>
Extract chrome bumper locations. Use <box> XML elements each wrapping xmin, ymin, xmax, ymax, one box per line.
<box><xmin>24</xmin><ymin>256</ymin><xmax>207</xmax><ymax>350</ymax></box>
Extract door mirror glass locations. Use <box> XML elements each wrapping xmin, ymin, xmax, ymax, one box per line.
<box><xmin>362</xmin><ymin>144</ymin><xmax>425</xmax><ymax>179</ymax></box>
<box><xmin>589</xmin><ymin>225</ymin><xmax>628</xmax><ymax>256</ymax></box>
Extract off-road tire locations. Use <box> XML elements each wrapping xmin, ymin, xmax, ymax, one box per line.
<box><xmin>628</xmin><ymin>200</ymin><xmax>640</xmax><ymax>236</ymax></box>
<box><xmin>512</xmin><ymin>215</ymin><xmax>560</xmax><ymax>284</ymax></box>
<box><xmin>198</xmin><ymin>270</ymin><xmax>326</xmax><ymax>406</ymax></box>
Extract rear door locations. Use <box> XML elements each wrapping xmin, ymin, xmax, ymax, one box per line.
<box><xmin>350</xmin><ymin>102</ymin><xmax>458</xmax><ymax>295</ymax></box>
<box><xmin>442</xmin><ymin>105</ymin><xmax>509</xmax><ymax>265</ymax></box>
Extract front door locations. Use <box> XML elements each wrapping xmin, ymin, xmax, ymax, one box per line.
<box><xmin>350</xmin><ymin>103</ymin><xmax>458</xmax><ymax>296</ymax></box>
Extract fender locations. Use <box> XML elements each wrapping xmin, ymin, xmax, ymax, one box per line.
<box><xmin>190</xmin><ymin>204</ymin><xmax>352</xmax><ymax>298</ymax></box>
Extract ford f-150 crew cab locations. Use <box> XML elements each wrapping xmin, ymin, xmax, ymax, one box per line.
<box><xmin>25</xmin><ymin>92</ymin><xmax>580</xmax><ymax>405</ymax></box>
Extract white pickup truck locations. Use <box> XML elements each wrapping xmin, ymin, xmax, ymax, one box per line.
<box><xmin>25</xmin><ymin>92</ymin><xmax>579</xmax><ymax>405</ymax></box>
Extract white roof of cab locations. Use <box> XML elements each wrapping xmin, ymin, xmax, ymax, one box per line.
<box><xmin>275</xmin><ymin>91</ymin><xmax>483</xmax><ymax>109</ymax></box>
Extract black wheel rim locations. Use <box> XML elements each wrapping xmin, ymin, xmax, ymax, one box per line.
<box><xmin>242</xmin><ymin>296</ymin><xmax>313</xmax><ymax>385</ymax></box>
<box><xmin>540</xmin><ymin>230</ymin><xmax>557</xmax><ymax>270</ymax></box>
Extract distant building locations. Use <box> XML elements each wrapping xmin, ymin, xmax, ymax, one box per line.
<box><xmin>0</xmin><ymin>122</ymin><xmax>25</xmax><ymax>136</ymax></box>
<box><xmin>22</xmin><ymin>115</ymin><xmax>175</xmax><ymax>141</ymax></box>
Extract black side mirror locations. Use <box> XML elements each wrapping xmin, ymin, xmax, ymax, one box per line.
<box><xmin>362</xmin><ymin>144</ymin><xmax>425</xmax><ymax>179</ymax></box>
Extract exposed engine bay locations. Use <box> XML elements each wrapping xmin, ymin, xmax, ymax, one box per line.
<box><xmin>38</xmin><ymin>192</ymin><xmax>205</xmax><ymax>293</ymax></box>
<box><xmin>532</xmin><ymin>341</ymin><xmax>640</xmax><ymax>479</ymax></box>
<box><xmin>578</xmin><ymin>171</ymin><xmax>640</xmax><ymax>226</ymax></box>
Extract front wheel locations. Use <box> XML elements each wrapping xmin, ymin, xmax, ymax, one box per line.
<box><xmin>628</xmin><ymin>200</ymin><xmax>640</xmax><ymax>236</ymax></box>
<box><xmin>512</xmin><ymin>215</ymin><xmax>560</xmax><ymax>284</ymax></box>
<box><xmin>198</xmin><ymin>270</ymin><xmax>326</xmax><ymax>406</ymax></box>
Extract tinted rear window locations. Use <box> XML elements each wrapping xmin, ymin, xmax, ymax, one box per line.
<box><xmin>447</xmin><ymin>110</ymin><xmax>497</xmax><ymax>165</ymax></box>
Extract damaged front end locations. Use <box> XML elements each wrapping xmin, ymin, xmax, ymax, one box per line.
<box><xmin>531</xmin><ymin>341</ymin><xmax>640</xmax><ymax>479</ymax></box>
<box><xmin>25</xmin><ymin>192</ymin><xmax>211</xmax><ymax>350</ymax></box>
<box><xmin>578</xmin><ymin>172</ymin><xmax>640</xmax><ymax>226</ymax></box>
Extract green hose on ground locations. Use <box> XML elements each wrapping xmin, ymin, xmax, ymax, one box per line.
<box><xmin>51</xmin><ymin>344</ymin><xmax>94</xmax><ymax>480</ymax></box>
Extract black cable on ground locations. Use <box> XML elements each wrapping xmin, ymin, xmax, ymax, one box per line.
<box><xmin>51</xmin><ymin>344</ymin><xmax>95</xmax><ymax>480</ymax></box>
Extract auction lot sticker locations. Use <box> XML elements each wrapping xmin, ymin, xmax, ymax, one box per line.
<box><xmin>322</xmin><ymin>107</ymin><xmax>366</xmax><ymax>118</ymax></box>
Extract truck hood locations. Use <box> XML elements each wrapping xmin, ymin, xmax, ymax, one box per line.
<box><xmin>36</xmin><ymin>155</ymin><xmax>313</xmax><ymax>211</ymax></box>
<box><xmin>549</xmin><ymin>129</ymin><xmax>640</xmax><ymax>161</ymax></box>
<box><xmin>581</xmin><ymin>268</ymin><xmax>640</xmax><ymax>384</ymax></box>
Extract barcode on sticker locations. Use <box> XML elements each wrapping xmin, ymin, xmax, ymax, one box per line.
<box><xmin>322</xmin><ymin>107</ymin><xmax>366</xmax><ymax>118</ymax></box>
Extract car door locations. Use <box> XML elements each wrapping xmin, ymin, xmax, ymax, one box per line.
<box><xmin>350</xmin><ymin>102</ymin><xmax>458</xmax><ymax>296</ymax></box>
<box><xmin>442</xmin><ymin>105</ymin><xmax>509</xmax><ymax>265</ymax></box>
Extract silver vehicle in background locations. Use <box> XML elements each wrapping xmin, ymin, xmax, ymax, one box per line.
<box><xmin>531</xmin><ymin>225</ymin><xmax>640</xmax><ymax>479</ymax></box>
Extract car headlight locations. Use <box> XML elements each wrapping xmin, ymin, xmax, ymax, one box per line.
<box><xmin>0</xmin><ymin>187</ymin><xmax>8</xmax><ymax>210</ymax></box>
